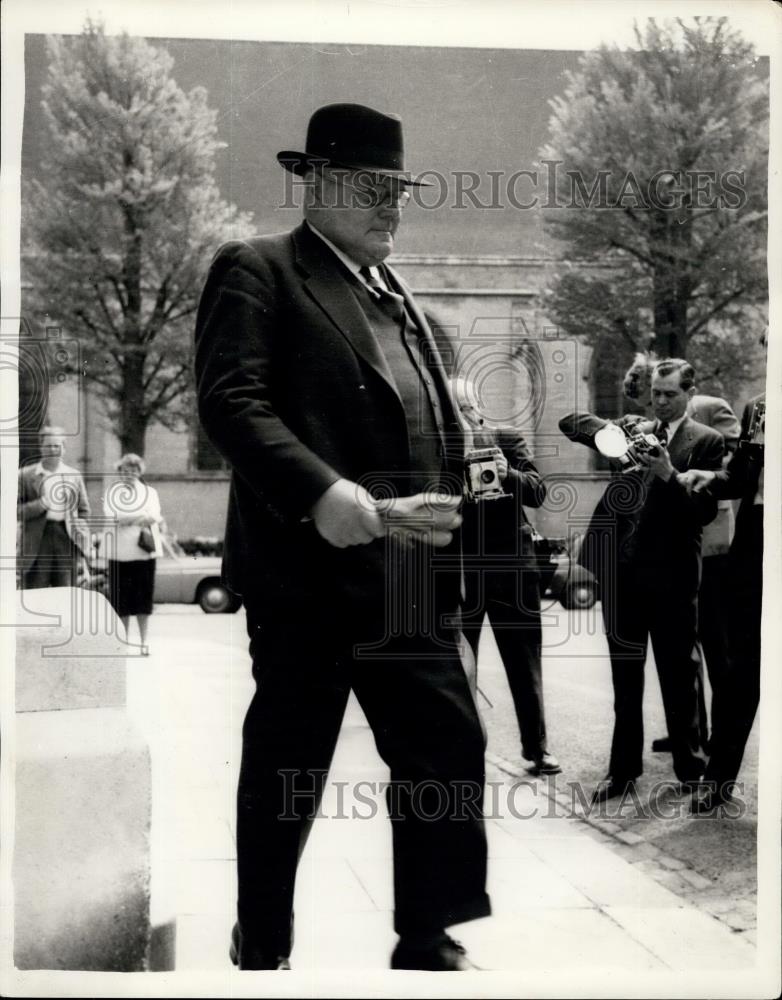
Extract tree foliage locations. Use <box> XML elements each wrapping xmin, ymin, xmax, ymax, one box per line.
<box><xmin>540</xmin><ymin>17</ymin><xmax>768</xmax><ymax>398</ymax></box>
<box><xmin>23</xmin><ymin>21</ymin><xmax>252</xmax><ymax>455</ymax></box>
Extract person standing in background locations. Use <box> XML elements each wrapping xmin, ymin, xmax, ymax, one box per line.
<box><xmin>103</xmin><ymin>453</ymin><xmax>163</xmax><ymax>654</ymax></box>
<box><xmin>17</xmin><ymin>426</ymin><xmax>91</xmax><ymax>590</ymax></box>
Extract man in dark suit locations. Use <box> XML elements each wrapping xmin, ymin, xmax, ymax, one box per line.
<box><xmin>17</xmin><ymin>426</ymin><xmax>91</xmax><ymax>589</ymax></box>
<box><xmin>679</xmin><ymin>394</ymin><xmax>765</xmax><ymax>812</ymax></box>
<box><xmin>622</xmin><ymin>353</ymin><xmax>742</xmax><ymax>751</ymax></box>
<box><xmin>559</xmin><ymin>359</ymin><xmax>724</xmax><ymax>802</ymax></box>
<box><xmin>452</xmin><ymin>378</ymin><xmax>560</xmax><ymax>775</ymax></box>
<box><xmin>195</xmin><ymin>104</ymin><xmax>489</xmax><ymax>971</ymax></box>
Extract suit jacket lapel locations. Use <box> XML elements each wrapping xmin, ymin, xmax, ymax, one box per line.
<box><xmin>292</xmin><ymin>224</ymin><xmax>399</xmax><ymax>398</ymax></box>
<box><xmin>667</xmin><ymin>416</ymin><xmax>695</xmax><ymax>469</ymax></box>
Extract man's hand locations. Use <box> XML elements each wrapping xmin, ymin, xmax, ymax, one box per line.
<box><xmin>677</xmin><ymin>469</ymin><xmax>717</xmax><ymax>495</ymax></box>
<box><xmin>310</xmin><ymin>479</ymin><xmax>385</xmax><ymax>548</ymax></box>
<box><xmin>379</xmin><ymin>492</ymin><xmax>463</xmax><ymax>548</ymax></box>
<box><xmin>638</xmin><ymin>446</ymin><xmax>675</xmax><ymax>481</ymax></box>
<box><xmin>495</xmin><ymin>454</ymin><xmax>509</xmax><ymax>482</ymax></box>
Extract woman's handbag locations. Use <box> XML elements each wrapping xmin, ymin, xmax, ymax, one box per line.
<box><xmin>138</xmin><ymin>526</ymin><xmax>156</xmax><ymax>553</ymax></box>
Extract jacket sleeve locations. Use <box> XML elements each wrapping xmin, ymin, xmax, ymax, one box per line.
<box><xmin>499</xmin><ymin>429</ymin><xmax>547</xmax><ymax>508</ymax></box>
<box><xmin>664</xmin><ymin>427</ymin><xmax>724</xmax><ymax>526</ymax></box>
<box><xmin>76</xmin><ymin>473</ymin><xmax>91</xmax><ymax>519</ymax></box>
<box><xmin>706</xmin><ymin>398</ymin><xmax>742</xmax><ymax>454</ymax></box>
<box><xmin>558</xmin><ymin>411</ymin><xmax>611</xmax><ymax>451</ymax></box>
<box><xmin>194</xmin><ymin>240</ymin><xmax>341</xmax><ymax>523</ymax></box>
<box><xmin>711</xmin><ymin>402</ymin><xmax>760</xmax><ymax>500</ymax></box>
<box><xmin>17</xmin><ymin>470</ymin><xmax>46</xmax><ymax>521</ymax></box>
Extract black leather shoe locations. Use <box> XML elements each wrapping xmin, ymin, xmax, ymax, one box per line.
<box><xmin>590</xmin><ymin>777</ymin><xmax>635</xmax><ymax>805</ymax></box>
<box><xmin>229</xmin><ymin>924</ymin><xmax>291</xmax><ymax>970</ymax></box>
<box><xmin>651</xmin><ymin>736</ymin><xmax>672</xmax><ymax>752</ymax></box>
<box><xmin>690</xmin><ymin>783</ymin><xmax>734</xmax><ymax>816</ymax></box>
<box><xmin>531</xmin><ymin>751</ymin><xmax>562</xmax><ymax>775</ymax></box>
<box><xmin>391</xmin><ymin>933</ymin><xmax>475</xmax><ymax>971</ymax></box>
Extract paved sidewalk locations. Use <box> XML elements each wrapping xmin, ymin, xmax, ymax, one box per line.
<box><xmin>126</xmin><ymin>608</ymin><xmax>759</xmax><ymax>989</ymax></box>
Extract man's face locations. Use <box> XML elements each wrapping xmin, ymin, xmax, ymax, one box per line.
<box><xmin>40</xmin><ymin>435</ymin><xmax>65</xmax><ymax>460</ymax></box>
<box><xmin>307</xmin><ymin>168</ymin><xmax>410</xmax><ymax>266</ymax></box>
<box><xmin>650</xmin><ymin>371</ymin><xmax>692</xmax><ymax>423</ymax></box>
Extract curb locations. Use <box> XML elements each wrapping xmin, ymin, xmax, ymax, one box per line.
<box><xmin>485</xmin><ymin>750</ymin><xmax>757</xmax><ymax>942</ymax></box>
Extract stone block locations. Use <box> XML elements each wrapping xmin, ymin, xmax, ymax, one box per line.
<box><xmin>16</xmin><ymin>588</ymin><xmax>127</xmax><ymax>712</ymax></box>
<box><xmin>14</xmin><ymin>707</ymin><xmax>151</xmax><ymax>970</ymax></box>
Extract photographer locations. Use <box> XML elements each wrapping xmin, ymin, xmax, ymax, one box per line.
<box><xmin>559</xmin><ymin>359</ymin><xmax>724</xmax><ymax>803</ymax></box>
<box><xmin>623</xmin><ymin>352</ymin><xmax>741</xmax><ymax>753</ymax></box>
<box><xmin>679</xmin><ymin>394</ymin><xmax>765</xmax><ymax>813</ymax></box>
<box><xmin>453</xmin><ymin>378</ymin><xmax>560</xmax><ymax>776</ymax></box>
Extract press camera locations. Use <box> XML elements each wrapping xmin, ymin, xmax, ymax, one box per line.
<box><xmin>746</xmin><ymin>398</ymin><xmax>765</xmax><ymax>447</ymax></box>
<box><xmin>594</xmin><ymin>422</ymin><xmax>664</xmax><ymax>473</ymax></box>
<box><xmin>464</xmin><ymin>447</ymin><xmax>508</xmax><ymax>502</ymax></box>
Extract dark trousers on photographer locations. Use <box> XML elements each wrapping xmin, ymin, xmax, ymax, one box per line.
<box><xmin>694</xmin><ymin>552</ymin><xmax>731</xmax><ymax>745</ymax></box>
<box><xmin>703</xmin><ymin>505</ymin><xmax>763</xmax><ymax>790</ymax></box>
<box><xmin>601</xmin><ymin>567</ymin><xmax>706</xmax><ymax>784</ymax></box>
<box><xmin>461</xmin><ymin>570</ymin><xmax>548</xmax><ymax>761</ymax></box>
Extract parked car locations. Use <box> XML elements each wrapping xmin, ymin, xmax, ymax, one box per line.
<box><xmin>84</xmin><ymin>534</ymin><xmax>241</xmax><ymax>614</ymax></box>
<box><xmin>154</xmin><ymin>539</ymin><xmax>241</xmax><ymax>613</ymax></box>
<box><xmin>536</xmin><ymin>535</ymin><xmax>598</xmax><ymax>610</ymax></box>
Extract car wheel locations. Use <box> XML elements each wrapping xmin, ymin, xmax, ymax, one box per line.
<box><xmin>197</xmin><ymin>579</ymin><xmax>241</xmax><ymax>614</ymax></box>
<box><xmin>560</xmin><ymin>581</ymin><xmax>596</xmax><ymax>610</ymax></box>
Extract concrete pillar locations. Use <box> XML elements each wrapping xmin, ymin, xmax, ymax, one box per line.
<box><xmin>13</xmin><ymin>587</ymin><xmax>156</xmax><ymax>971</ymax></box>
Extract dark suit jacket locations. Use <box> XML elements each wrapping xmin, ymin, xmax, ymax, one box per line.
<box><xmin>559</xmin><ymin>412</ymin><xmax>724</xmax><ymax>595</ymax></box>
<box><xmin>711</xmin><ymin>395</ymin><xmax>764</xmax><ymax>544</ymax></box>
<box><xmin>195</xmin><ymin>222</ymin><xmax>465</xmax><ymax>618</ymax></box>
<box><xmin>461</xmin><ymin>426</ymin><xmax>546</xmax><ymax>562</ymax></box>
<box><xmin>17</xmin><ymin>462</ymin><xmax>91</xmax><ymax>570</ymax></box>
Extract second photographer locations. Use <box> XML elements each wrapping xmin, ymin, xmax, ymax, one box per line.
<box><xmin>453</xmin><ymin>377</ymin><xmax>561</xmax><ymax>776</ymax></box>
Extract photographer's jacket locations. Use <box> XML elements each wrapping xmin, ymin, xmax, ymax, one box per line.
<box><xmin>461</xmin><ymin>427</ymin><xmax>547</xmax><ymax>564</ymax></box>
<box><xmin>559</xmin><ymin>412</ymin><xmax>724</xmax><ymax>593</ymax></box>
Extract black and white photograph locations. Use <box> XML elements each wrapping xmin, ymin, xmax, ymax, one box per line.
<box><xmin>1</xmin><ymin>0</ymin><xmax>780</xmax><ymax>996</ymax></box>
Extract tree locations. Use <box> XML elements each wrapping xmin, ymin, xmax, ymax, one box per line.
<box><xmin>540</xmin><ymin>17</ymin><xmax>768</xmax><ymax>397</ymax></box>
<box><xmin>23</xmin><ymin>21</ymin><xmax>252</xmax><ymax>456</ymax></box>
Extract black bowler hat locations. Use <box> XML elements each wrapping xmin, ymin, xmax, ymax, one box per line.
<box><xmin>277</xmin><ymin>102</ymin><xmax>427</xmax><ymax>185</ymax></box>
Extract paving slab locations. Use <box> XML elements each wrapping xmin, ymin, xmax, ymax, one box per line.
<box><xmin>128</xmin><ymin>608</ymin><xmax>762</xmax><ymax>981</ymax></box>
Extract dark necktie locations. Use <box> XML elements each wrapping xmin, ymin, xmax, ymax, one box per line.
<box><xmin>359</xmin><ymin>266</ymin><xmax>406</xmax><ymax>326</ymax></box>
<box><xmin>656</xmin><ymin>421</ymin><xmax>669</xmax><ymax>447</ymax></box>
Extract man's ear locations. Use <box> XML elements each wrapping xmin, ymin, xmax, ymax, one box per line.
<box><xmin>686</xmin><ymin>385</ymin><xmax>697</xmax><ymax>400</ymax></box>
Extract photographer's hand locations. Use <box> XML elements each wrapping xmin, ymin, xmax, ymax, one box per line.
<box><xmin>677</xmin><ymin>469</ymin><xmax>717</xmax><ymax>495</ymax></box>
<box><xmin>495</xmin><ymin>454</ymin><xmax>509</xmax><ymax>481</ymax></box>
<box><xmin>639</xmin><ymin>447</ymin><xmax>675</xmax><ymax>481</ymax></box>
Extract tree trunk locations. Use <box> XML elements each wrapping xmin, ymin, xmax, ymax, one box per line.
<box><xmin>651</xmin><ymin>206</ymin><xmax>692</xmax><ymax>359</ymax></box>
<box><xmin>119</xmin><ymin>198</ymin><xmax>147</xmax><ymax>457</ymax></box>
<box><xmin>119</xmin><ymin>351</ymin><xmax>148</xmax><ymax>456</ymax></box>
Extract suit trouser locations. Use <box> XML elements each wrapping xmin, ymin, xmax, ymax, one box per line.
<box><xmin>601</xmin><ymin>568</ymin><xmax>706</xmax><ymax>783</ymax></box>
<box><xmin>694</xmin><ymin>553</ymin><xmax>731</xmax><ymax>743</ymax></box>
<box><xmin>236</xmin><ymin>598</ymin><xmax>491</xmax><ymax>955</ymax></box>
<box><xmin>22</xmin><ymin>520</ymin><xmax>79</xmax><ymax>589</ymax></box>
<box><xmin>461</xmin><ymin>571</ymin><xmax>547</xmax><ymax>760</ymax></box>
<box><xmin>705</xmin><ymin>507</ymin><xmax>763</xmax><ymax>788</ymax></box>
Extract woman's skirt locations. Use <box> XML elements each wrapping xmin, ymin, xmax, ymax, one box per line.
<box><xmin>107</xmin><ymin>558</ymin><xmax>156</xmax><ymax>617</ymax></box>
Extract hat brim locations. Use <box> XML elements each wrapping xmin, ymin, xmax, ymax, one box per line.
<box><xmin>276</xmin><ymin>150</ymin><xmax>430</xmax><ymax>186</ymax></box>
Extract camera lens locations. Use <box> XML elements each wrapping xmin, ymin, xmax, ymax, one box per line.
<box><xmin>480</xmin><ymin>469</ymin><xmax>496</xmax><ymax>484</ymax></box>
